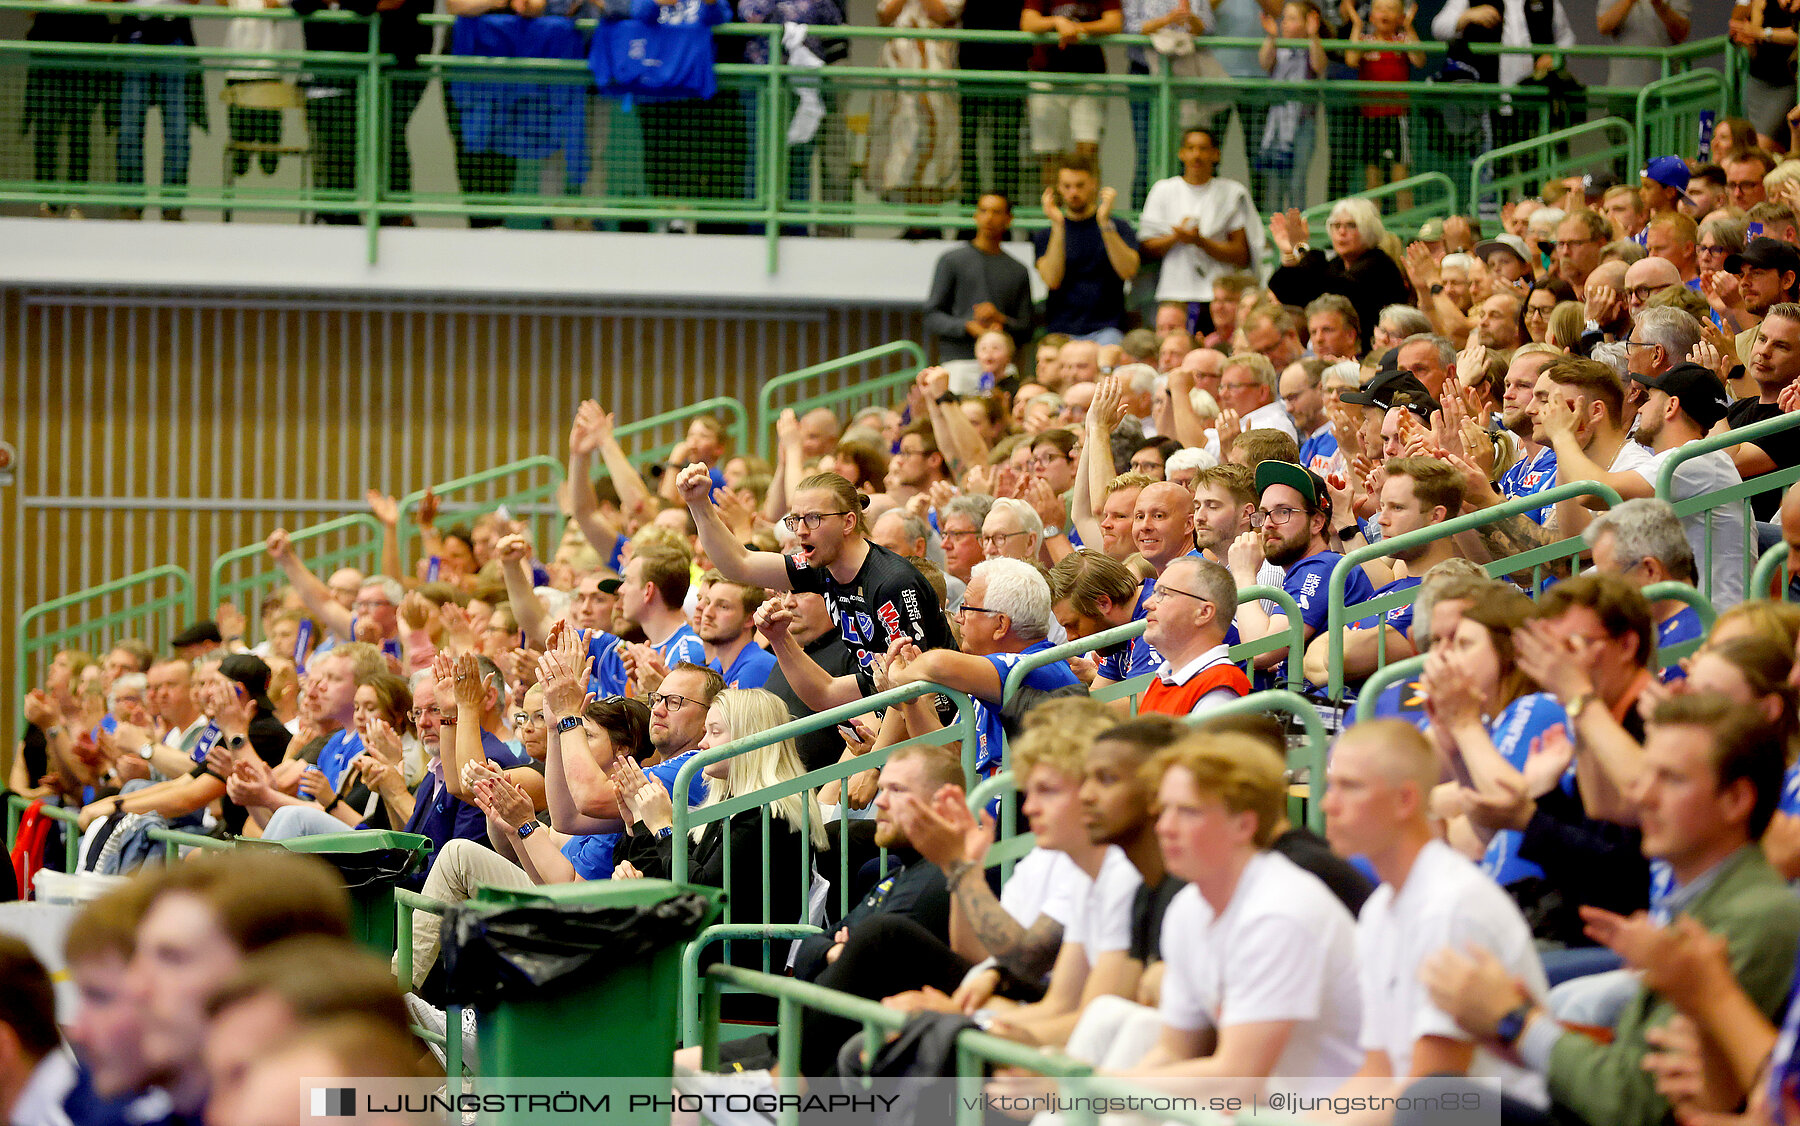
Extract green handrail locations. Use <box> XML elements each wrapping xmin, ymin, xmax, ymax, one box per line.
<box><xmin>5</xmin><ymin>794</ymin><xmax>81</xmax><ymax>875</ymax></box>
<box><xmin>965</xmin><ymin>769</ymin><xmax>1036</xmax><ymax>872</ymax></box>
<box><xmin>1655</xmin><ymin>411</ymin><xmax>1800</xmax><ymax>604</ymax></box>
<box><xmin>1352</xmin><ymin>654</ymin><xmax>1426</xmax><ymax>725</ymax></box>
<box><xmin>1298</xmin><ymin>172</ymin><xmax>1458</xmax><ymax>234</ymax></box>
<box><xmin>16</xmin><ymin>565</ymin><xmax>195</xmax><ymax>734</ymax></box>
<box><xmin>1469</xmin><ymin>118</ymin><xmax>1638</xmax><ymax>215</ymax></box>
<box><xmin>755</xmin><ymin>342</ymin><xmax>928</xmax><ymax>458</ymax></box>
<box><xmin>1641</xmin><ymin>581</ymin><xmax>1715</xmax><ymax>670</ymax></box>
<box><xmin>1753</xmin><ymin>543</ymin><xmax>1793</xmax><ymax>602</ymax></box>
<box><xmin>395</xmin><ymin>454</ymin><xmax>566</xmax><ymax>563</ymax></box>
<box><xmin>609</xmin><ymin>397</ymin><xmax>749</xmax><ymax>472</ymax></box>
<box><xmin>147</xmin><ymin>826</ymin><xmax>235</xmax><ymax>865</ymax></box>
<box><xmin>209</xmin><ymin>515</ymin><xmax>385</xmax><ymax>644</ymax></box>
<box><xmin>1637</xmin><ymin>70</ymin><xmax>1725</xmax><ymax>162</ymax></box>
<box><xmin>1325</xmin><ymin>480</ymin><xmax>1625</xmax><ymax>703</ymax></box>
<box><xmin>1188</xmin><ymin>690</ymin><xmax>1328</xmax><ymax>832</ymax></box>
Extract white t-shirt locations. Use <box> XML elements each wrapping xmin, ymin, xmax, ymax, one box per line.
<box><xmin>1000</xmin><ymin>847</ymin><xmax>1092</xmax><ymax>928</ymax></box>
<box><xmin>1062</xmin><ymin>845</ymin><xmax>1141</xmax><ymax>958</ymax></box>
<box><xmin>1355</xmin><ymin>840</ymin><xmax>1550</xmax><ymax>1107</ymax></box>
<box><xmin>1158</xmin><ymin>851</ymin><xmax>1363</xmax><ymax>1096</ymax></box>
<box><xmin>1633</xmin><ymin>445</ymin><xmax>1746</xmax><ymax>610</ymax></box>
<box><xmin>1608</xmin><ymin>439</ymin><xmax>1655</xmax><ymax>477</ymax></box>
<box><xmin>1140</xmin><ymin>175</ymin><xmax>1260</xmax><ymax>303</ymax></box>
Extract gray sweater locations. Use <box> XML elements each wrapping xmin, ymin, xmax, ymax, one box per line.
<box><xmin>923</xmin><ymin>243</ymin><xmax>1034</xmax><ymax>361</ymax></box>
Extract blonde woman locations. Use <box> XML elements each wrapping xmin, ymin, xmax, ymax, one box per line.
<box><xmin>611</xmin><ymin>687</ymin><xmax>823</xmax><ymax>955</ymax></box>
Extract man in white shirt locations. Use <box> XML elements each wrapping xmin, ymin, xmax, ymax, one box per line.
<box><xmin>1120</xmin><ymin>731</ymin><xmax>1362</xmax><ymax>1101</ymax></box>
<box><xmin>1138</xmin><ymin>128</ymin><xmax>1257</xmax><ymax>336</ymax></box>
<box><xmin>1211</xmin><ymin>353</ymin><xmax>1298</xmax><ymax>462</ymax></box>
<box><xmin>1431</xmin><ymin>0</ymin><xmax>1575</xmax><ymax>89</ymax></box>
<box><xmin>1322</xmin><ymin>720</ymin><xmax>1550</xmax><ymax>1120</ymax></box>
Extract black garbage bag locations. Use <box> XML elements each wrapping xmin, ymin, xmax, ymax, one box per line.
<box><xmin>316</xmin><ymin>847</ymin><xmax>428</xmax><ymax>891</ymax></box>
<box><xmin>441</xmin><ymin>891</ymin><xmax>715</xmax><ymax>1009</ymax></box>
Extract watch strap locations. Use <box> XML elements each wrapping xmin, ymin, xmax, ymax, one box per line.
<box><xmin>1495</xmin><ymin>1003</ymin><xmax>1533</xmax><ymax>1048</ymax></box>
<box><xmin>517</xmin><ymin>819</ymin><xmax>540</xmax><ymax>839</ymax></box>
<box><xmin>557</xmin><ymin>714</ymin><xmax>584</xmax><ymax>733</ymax></box>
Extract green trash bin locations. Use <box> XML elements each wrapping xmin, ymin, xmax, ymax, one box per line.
<box><xmin>270</xmin><ymin>831</ymin><xmax>432</xmax><ymax>956</ymax></box>
<box><xmin>451</xmin><ymin>879</ymin><xmax>722</xmax><ymax>1079</ymax></box>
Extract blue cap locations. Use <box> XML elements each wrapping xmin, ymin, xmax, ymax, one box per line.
<box><xmin>1642</xmin><ymin>156</ymin><xmax>1692</xmax><ymax>194</ymax></box>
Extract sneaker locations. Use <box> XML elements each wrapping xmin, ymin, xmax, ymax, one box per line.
<box><xmin>404</xmin><ymin>994</ymin><xmax>480</xmax><ymax>1073</ymax></box>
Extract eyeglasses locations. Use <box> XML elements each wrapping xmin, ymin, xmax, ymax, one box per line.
<box><xmin>1146</xmin><ymin>585</ymin><xmax>1212</xmax><ymax>605</ymax></box>
<box><xmin>957</xmin><ymin>604</ymin><xmax>1003</xmax><ymax>618</ymax></box>
<box><xmin>1698</xmin><ymin>243</ymin><xmax>1728</xmax><ymax>257</ymax></box>
<box><xmin>1625</xmin><ymin>285</ymin><xmax>1665</xmax><ymax>302</ymax></box>
<box><xmin>409</xmin><ymin>705</ymin><xmax>446</xmax><ymax>722</ymax></box>
<box><xmin>1249</xmin><ymin>505</ymin><xmax>1305</xmax><ymax>528</ymax></box>
<box><xmin>1728</xmin><ymin>181</ymin><xmax>1764</xmax><ymax>193</ymax></box>
<box><xmin>940</xmin><ymin>529</ymin><xmax>981</xmax><ymax>542</ymax></box>
<box><xmin>1557</xmin><ymin>236</ymin><xmax>1597</xmax><ymax>249</ymax></box>
<box><xmin>980</xmin><ymin>531</ymin><xmax>1031</xmax><ymax>548</ymax></box>
<box><xmin>648</xmin><ymin>691</ymin><xmax>699</xmax><ymax>713</ymax></box>
<box><xmin>1525</xmin><ymin>304</ymin><xmax>1554</xmax><ymax>319</ymax></box>
<box><xmin>782</xmin><ymin>511</ymin><xmax>851</xmax><ymax>532</ymax></box>
<box><xmin>512</xmin><ymin>711</ymin><xmax>547</xmax><ymax>728</ymax></box>
<box><xmin>1622</xmin><ymin>338</ymin><xmax>1658</xmax><ymax>349</ymax></box>
<box><xmin>353</xmin><ymin>599</ymin><xmax>393</xmax><ymax>612</ymax></box>
<box><xmin>1031</xmin><ymin>453</ymin><xmax>1070</xmax><ymax>468</ymax></box>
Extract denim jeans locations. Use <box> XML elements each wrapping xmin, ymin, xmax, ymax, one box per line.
<box><xmin>118</xmin><ymin>69</ymin><xmax>190</xmax><ymax>187</ymax></box>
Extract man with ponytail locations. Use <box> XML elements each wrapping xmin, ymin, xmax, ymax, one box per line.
<box><xmin>677</xmin><ymin>465</ymin><xmax>955</xmax><ymax>709</ymax></box>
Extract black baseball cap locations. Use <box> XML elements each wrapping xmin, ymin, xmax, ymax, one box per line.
<box><xmin>1630</xmin><ymin>362</ymin><xmax>1732</xmax><ymax>431</ymax></box>
<box><xmin>1255</xmin><ymin>460</ymin><xmax>1331</xmax><ymax>517</ymax></box>
<box><xmin>1725</xmin><ymin>236</ymin><xmax>1800</xmax><ymax>276</ymax></box>
<box><xmin>171</xmin><ymin>620</ymin><xmax>223</xmax><ymax>648</ymax></box>
<box><xmin>1338</xmin><ymin>369</ymin><xmax>1440</xmax><ymax>419</ymax></box>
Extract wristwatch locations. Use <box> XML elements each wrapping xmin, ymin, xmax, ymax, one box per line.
<box><xmin>935</xmin><ymin>391</ymin><xmax>959</xmax><ymax>405</ymax></box>
<box><xmin>1495</xmin><ymin>1003</ymin><xmax>1534</xmax><ymax>1048</ymax></box>
<box><xmin>1429</xmin><ymin>283</ymin><xmax>1445</xmax><ymax>296</ymax></box>
<box><xmin>225</xmin><ymin>734</ymin><xmax>247</xmax><ymax>751</ymax></box>
<box><xmin>517</xmin><ymin>819</ymin><xmax>540</xmax><ymax>840</ymax></box>
<box><xmin>1042</xmin><ymin>524</ymin><xmax>1063</xmax><ymax>539</ymax></box>
<box><xmin>1336</xmin><ymin>525</ymin><xmax>1362</xmax><ymax>545</ymax></box>
<box><xmin>557</xmin><ymin>714</ymin><xmax>584</xmax><ymax>733</ymax></box>
<box><xmin>137</xmin><ymin>743</ymin><xmax>156</xmax><ymax>761</ymax></box>
<box><xmin>1564</xmin><ymin>690</ymin><xmax>1595</xmax><ymax>719</ymax></box>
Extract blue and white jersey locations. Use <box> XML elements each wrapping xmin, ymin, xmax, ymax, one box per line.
<box><xmin>973</xmin><ymin>641</ymin><xmax>1081</xmax><ymax>778</ymax></box>
<box><xmin>1478</xmin><ymin>693</ymin><xmax>1571</xmax><ymax>887</ymax></box>
<box><xmin>1498</xmin><ymin>446</ymin><xmax>1558</xmax><ymax>525</ymax></box>
<box><xmin>1095</xmin><ymin>578</ymin><xmax>1161</xmax><ymax>683</ymax></box>
<box><xmin>584</xmin><ymin>623</ymin><xmax>708</xmax><ymax>696</ymax></box>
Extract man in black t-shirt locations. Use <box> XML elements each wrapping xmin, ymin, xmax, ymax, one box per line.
<box><xmin>1719</xmin><ymin>302</ymin><xmax>1800</xmax><ymax>522</ymax></box>
<box><xmin>677</xmin><ymin>464</ymin><xmax>955</xmax><ymax>711</ymax></box>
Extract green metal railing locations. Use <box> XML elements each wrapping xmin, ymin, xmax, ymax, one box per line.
<box><xmin>670</xmin><ymin>679</ymin><xmax>977</xmax><ymax>1043</ymax></box>
<box><xmin>5</xmin><ymin>793</ymin><xmax>81</xmax><ymax>875</ymax></box>
<box><xmin>1638</xmin><ymin>70</ymin><xmax>1726</xmax><ymax>165</ymax></box>
<box><xmin>611</xmin><ymin>397</ymin><xmax>749</xmax><ymax>472</ymax></box>
<box><xmin>396</xmin><ymin>454</ymin><xmax>566</xmax><ymax>564</ymax></box>
<box><xmin>209</xmin><ymin>515</ymin><xmax>384</xmax><ymax>646</ymax></box>
<box><xmin>1352</xmin><ymin>653</ymin><xmax>1425</xmax><ymax>725</ymax></box>
<box><xmin>754</xmin><ymin>341</ymin><xmax>927</xmax><ymax>458</ymax></box>
<box><xmin>1298</xmin><ymin>172</ymin><xmax>1457</xmax><ymax>250</ymax></box>
<box><xmin>1468</xmin><ymin>117</ymin><xmax>1637</xmax><ymax>217</ymax></box>
<box><xmin>1189</xmin><ymin>689</ymin><xmax>1328</xmax><ymax>832</ymax></box>
<box><xmin>146</xmin><ymin>825</ymin><xmax>235</xmax><ymax>864</ymax></box>
<box><xmin>393</xmin><ymin>888</ymin><xmax>470</xmax><ymax>1080</ymax></box>
<box><xmin>1642</xmin><ymin>581</ymin><xmax>1715</xmax><ymax>670</ymax></box>
<box><xmin>1655</xmin><ymin>411</ymin><xmax>1800</xmax><ymax>607</ymax></box>
<box><xmin>2</xmin><ymin>1</ymin><xmax>1738</xmax><ymax>268</ymax></box>
<box><xmin>1753</xmin><ymin>543</ymin><xmax>1793</xmax><ymax>602</ymax></box>
<box><xmin>15</xmin><ymin>565</ymin><xmax>195</xmax><ymax>732</ymax></box>
<box><xmin>1324</xmin><ymin>480</ymin><xmax>1626</xmax><ymax>703</ymax></box>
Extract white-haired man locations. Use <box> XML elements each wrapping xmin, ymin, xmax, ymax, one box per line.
<box><xmin>885</xmin><ymin>558</ymin><xmax>1082</xmax><ymax>781</ymax></box>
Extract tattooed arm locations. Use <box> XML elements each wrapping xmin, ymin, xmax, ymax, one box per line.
<box><xmin>946</xmin><ymin>860</ymin><xmax>1064</xmax><ymax>983</ymax></box>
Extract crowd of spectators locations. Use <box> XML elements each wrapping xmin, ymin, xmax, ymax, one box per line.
<box><xmin>22</xmin><ymin>37</ymin><xmax>1800</xmax><ymax>1126</ymax></box>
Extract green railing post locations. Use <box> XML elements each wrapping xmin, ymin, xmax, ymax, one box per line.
<box><xmin>1753</xmin><ymin>543</ymin><xmax>1793</xmax><ymax>601</ymax></box>
<box><xmin>1640</xmin><ymin>581</ymin><xmax>1715</xmax><ymax>670</ymax></box>
<box><xmin>395</xmin><ymin>455</ymin><xmax>567</xmax><ymax>565</ymax></box>
<box><xmin>16</xmin><ymin>565</ymin><xmax>195</xmax><ymax>735</ymax></box>
<box><xmin>1469</xmin><ymin>117</ymin><xmax>1636</xmax><ymax>215</ymax></box>
<box><xmin>1324</xmin><ymin>480</ymin><xmax>1625</xmax><ymax>703</ymax></box>
<box><xmin>1636</xmin><ymin>71</ymin><xmax>1724</xmax><ymax>163</ymax></box>
<box><xmin>1655</xmin><ymin>411</ymin><xmax>1800</xmax><ymax>603</ymax></box>
<box><xmin>209</xmin><ymin>515</ymin><xmax>385</xmax><ymax>645</ymax></box>
<box><xmin>755</xmin><ymin>341</ymin><xmax>928</xmax><ymax>457</ymax></box>
<box><xmin>763</xmin><ymin>24</ymin><xmax>784</xmax><ymax>272</ymax></box>
<box><xmin>362</xmin><ymin>10</ymin><xmax>382</xmax><ymax>263</ymax></box>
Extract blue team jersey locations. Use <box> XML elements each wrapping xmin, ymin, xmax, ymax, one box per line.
<box><xmin>1369</xmin><ymin>677</ymin><xmax>1429</xmax><ymax>729</ymax></box>
<box><xmin>1782</xmin><ymin>763</ymin><xmax>1800</xmax><ymax>816</ymax></box>
<box><xmin>1261</xmin><ymin>551</ymin><xmax>1374</xmax><ymax>693</ymax></box>
<box><xmin>717</xmin><ymin>642</ymin><xmax>778</xmax><ymax>689</ymax></box>
<box><xmin>1351</xmin><ymin>576</ymin><xmax>1422</xmax><ymax>639</ymax></box>
<box><xmin>973</xmin><ymin>641</ymin><xmax>1081</xmax><ymax>777</ymax></box>
<box><xmin>1096</xmin><ymin>578</ymin><xmax>1161</xmax><ymax>683</ymax></box>
<box><xmin>559</xmin><ymin>748</ymin><xmax>709</xmax><ymax>879</ymax></box>
<box><xmin>585</xmin><ymin>623</ymin><xmax>709</xmax><ymax>696</ymax></box>
<box><xmin>1479</xmin><ymin>693</ymin><xmax>1571</xmax><ymax>887</ymax></box>
<box><xmin>1498</xmin><ymin>446</ymin><xmax>1558</xmax><ymax>525</ymax></box>
<box><xmin>1656</xmin><ymin>607</ymin><xmax>1705</xmax><ymax>683</ymax></box>
<box><xmin>1298</xmin><ymin>425</ymin><xmax>1342</xmax><ymax>478</ymax></box>
<box><xmin>316</xmin><ymin>729</ymin><xmax>364</xmax><ymax>792</ymax></box>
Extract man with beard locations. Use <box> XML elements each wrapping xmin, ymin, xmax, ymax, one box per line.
<box><xmin>1304</xmin><ymin>458</ymin><xmax>1465</xmax><ymax>690</ymax></box>
<box><xmin>694</xmin><ymin>570</ymin><xmax>775</xmax><ymax>689</ymax></box>
<box><xmin>680</xmin><ymin>466</ymin><xmax>954</xmax><ymax>711</ymax></box>
<box><xmin>1191</xmin><ymin>465</ymin><xmax>1287</xmax><ymax>589</ymax></box>
<box><xmin>1717</xmin><ymin>237</ymin><xmax>1800</xmax><ymax>366</ymax></box>
<box><xmin>1227</xmin><ymin>462</ymin><xmax>1374</xmax><ymax>681</ymax></box>
<box><xmin>1495</xmin><ymin>345</ymin><xmax>1564</xmax><ymax>524</ymax></box>
<box><xmin>1473</xmin><ymin>290</ymin><xmax>1524</xmax><ymax>354</ymax></box>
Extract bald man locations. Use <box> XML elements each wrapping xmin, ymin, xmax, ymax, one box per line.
<box><xmin>1322</xmin><ymin>722</ymin><xmax>1550</xmax><ymax>1116</ymax></box>
<box><xmin>798</xmin><ymin>409</ymin><xmax>843</xmax><ymax>459</ymax></box>
<box><xmin>1131</xmin><ymin>481</ymin><xmax>1198</xmax><ymax>574</ymax></box>
<box><xmin>1622</xmin><ymin>256</ymin><xmax>1683</xmax><ymax>322</ymax></box>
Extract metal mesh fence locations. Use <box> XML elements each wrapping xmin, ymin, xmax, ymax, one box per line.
<box><xmin>0</xmin><ymin>11</ymin><xmax>1734</xmax><ymax>230</ymax></box>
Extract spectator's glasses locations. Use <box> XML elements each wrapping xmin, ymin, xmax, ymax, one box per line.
<box><xmin>1698</xmin><ymin>242</ymin><xmax>1729</xmax><ymax>260</ymax></box>
<box><xmin>1249</xmin><ymin>505</ymin><xmax>1306</xmax><ymax>528</ymax></box>
<box><xmin>940</xmin><ymin>529</ymin><xmax>981</xmax><ymax>542</ymax></box>
<box><xmin>512</xmin><ymin>711</ymin><xmax>547</xmax><ymax>728</ymax></box>
<box><xmin>1729</xmin><ymin>179</ymin><xmax>1764</xmax><ymax>195</ymax></box>
<box><xmin>1622</xmin><ymin>338</ymin><xmax>1658</xmax><ymax>350</ymax></box>
<box><xmin>1525</xmin><ymin>302</ymin><xmax>1554</xmax><ymax>320</ymax></box>
<box><xmin>648</xmin><ymin>692</ymin><xmax>699</xmax><ymax>713</ymax></box>
<box><xmin>1146</xmin><ymin>584</ymin><xmax>1212</xmax><ymax>605</ymax></box>
<box><xmin>1625</xmin><ymin>285</ymin><xmax>1664</xmax><ymax>303</ymax></box>
<box><xmin>1555</xmin><ymin>237</ymin><xmax>1597</xmax><ymax>250</ymax></box>
<box><xmin>1031</xmin><ymin>453</ymin><xmax>1070</xmax><ymax>468</ymax></box>
<box><xmin>410</xmin><ymin>705</ymin><xmax>447</xmax><ymax>722</ymax></box>
<box><xmin>980</xmin><ymin>531</ymin><xmax>1031</xmax><ymax>548</ymax></box>
<box><xmin>783</xmin><ymin>511</ymin><xmax>850</xmax><ymax>532</ymax></box>
<box><xmin>354</xmin><ymin>599</ymin><xmax>393</xmax><ymax>612</ymax></box>
<box><xmin>957</xmin><ymin>604</ymin><xmax>1003</xmax><ymax>620</ymax></box>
